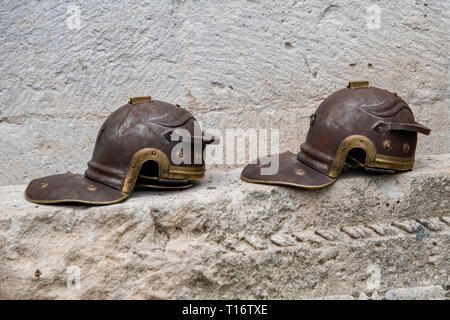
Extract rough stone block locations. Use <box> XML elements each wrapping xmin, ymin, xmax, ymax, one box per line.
<box><xmin>0</xmin><ymin>154</ymin><xmax>448</xmax><ymax>299</ymax></box>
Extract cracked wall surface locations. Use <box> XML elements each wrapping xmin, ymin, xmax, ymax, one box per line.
<box><xmin>0</xmin><ymin>0</ymin><xmax>449</xmax><ymax>185</ymax></box>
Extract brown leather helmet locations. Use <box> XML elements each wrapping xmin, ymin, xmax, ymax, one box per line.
<box><xmin>241</xmin><ymin>81</ymin><xmax>431</xmax><ymax>189</ymax></box>
<box><xmin>25</xmin><ymin>96</ymin><xmax>215</xmax><ymax>205</ymax></box>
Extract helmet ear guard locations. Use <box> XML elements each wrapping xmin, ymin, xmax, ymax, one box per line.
<box><xmin>329</xmin><ymin>134</ymin><xmax>417</xmax><ymax>178</ymax></box>
<box><xmin>121</xmin><ymin>148</ymin><xmax>171</xmax><ymax>193</ymax></box>
<box><xmin>329</xmin><ymin>135</ymin><xmax>377</xmax><ymax>178</ymax></box>
<box><xmin>121</xmin><ymin>148</ymin><xmax>205</xmax><ymax>193</ymax></box>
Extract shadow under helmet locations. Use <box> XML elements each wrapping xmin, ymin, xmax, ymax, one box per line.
<box><xmin>25</xmin><ymin>96</ymin><xmax>215</xmax><ymax>205</ymax></box>
<box><xmin>241</xmin><ymin>81</ymin><xmax>431</xmax><ymax>189</ymax></box>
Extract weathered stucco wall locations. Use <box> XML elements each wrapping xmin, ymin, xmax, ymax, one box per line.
<box><xmin>0</xmin><ymin>0</ymin><xmax>448</xmax><ymax>186</ymax></box>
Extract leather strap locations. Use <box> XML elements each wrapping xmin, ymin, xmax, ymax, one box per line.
<box><xmin>364</xmin><ymin>167</ymin><xmax>395</xmax><ymax>174</ymax></box>
<box><xmin>373</xmin><ymin>121</ymin><xmax>431</xmax><ymax>135</ymax></box>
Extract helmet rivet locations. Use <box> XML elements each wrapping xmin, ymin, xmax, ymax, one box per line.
<box><xmin>295</xmin><ymin>169</ymin><xmax>305</xmax><ymax>176</ymax></box>
<box><xmin>360</xmin><ymin>138</ymin><xmax>364</xmax><ymax>142</ymax></box>
<box><xmin>402</xmin><ymin>142</ymin><xmax>411</xmax><ymax>153</ymax></box>
<box><xmin>340</xmin><ymin>147</ymin><xmax>345</xmax><ymax>151</ymax></box>
<box><xmin>40</xmin><ymin>182</ymin><xmax>48</xmax><ymax>189</ymax></box>
<box><xmin>152</xmin><ymin>151</ymin><xmax>156</xmax><ymax>155</ymax></box>
<box><xmin>128</xmin><ymin>179</ymin><xmax>131</xmax><ymax>183</ymax></box>
<box><xmin>257</xmin><ymin>162</ymin><xmax>264</xmax><ymax>168</ymax></box>
<box><xmin>334</xmin><ymin>167</ymin><xmax>338</xmax><ymax>171</ymax></box>
<box><xmin>370</xmin><ymin>158</ymin><xmax>374</xmax><ymax>162</ymax></box>
<box><xmin>383</xmin><ymin>140</ymin><xmax>393</xmax><ymax>151</ymax></box>
<box><xmin>132</xmin><ymin>164</ymin><xmax>136</xmax><ymax>168</ymax></box>
<box><xmin>86</xmin><ymin>184</ymin><xmax>97</xmax><ymax>191</ymax></box>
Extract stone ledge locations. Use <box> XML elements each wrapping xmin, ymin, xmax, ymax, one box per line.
<box><xmin>0</xmin><ymin>154</ymin><xmax>449</xmax><ymax>299</ymax></box>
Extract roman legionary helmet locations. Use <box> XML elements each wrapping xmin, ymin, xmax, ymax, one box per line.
<box><xmin>241</xmin><ymin>81</ymin><xmax>431</xmax><ymax>189</ymax></box>
<box><xmin>25</xmin><ymin>96</ymin><xmax>215</xmax><ymax>205</ymax></box>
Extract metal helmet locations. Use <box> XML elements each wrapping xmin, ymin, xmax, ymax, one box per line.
<box><xmin>25</xmin><ymin>96</ymin><xmax>215</xmax><ymax>205</ymax></box>
<box><xmin>241</xmin><ymin>81</ymin><xmax>431</xmax><ymax>189</ymax></box>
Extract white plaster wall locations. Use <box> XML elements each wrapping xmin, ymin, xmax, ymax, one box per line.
<box><xmin>0</xmin><ymin>0</ymin><xmax>448</xmax><ymax>185</ymax></box>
